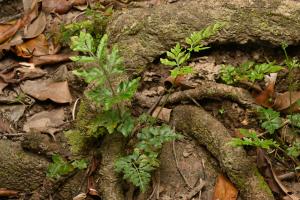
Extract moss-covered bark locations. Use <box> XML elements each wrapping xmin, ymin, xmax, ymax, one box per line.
<box><xmin>172</xmin><ymin>105</ymin><xmax>274</xmax><ymax>200</ymax></box>
<box><xmin>107</xmin><ymin>0</ymin><xmax>300</xmax><ymax>69</ymax></box>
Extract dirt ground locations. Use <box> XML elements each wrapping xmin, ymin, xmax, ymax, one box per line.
<box><xmin>0</xmin><ymin>0</ymin><xmax>300</xmax><ymax>200</ymax></box>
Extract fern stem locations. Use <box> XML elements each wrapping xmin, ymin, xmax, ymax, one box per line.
<box><xmin>90</xmin><ymin>51</ymin><xmax>122</xmax><ymax>117</ymax></box>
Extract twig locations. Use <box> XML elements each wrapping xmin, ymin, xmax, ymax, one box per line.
<box><xmin>172</xmin><ymin>140</ymin><xmax>192</xmax><ymax>189</ymax></box>
<box><xmin>1</xmin><ymin>132</ymin><xmax>24</xmax><ymax>137</ymax></box>
<box><xmin>278</xmin><ymin>172</ymin><xmax>299</xmax><ymax>181</ymax></box>
<box><xmin>146</xmin><ymin>185</ymin><xmax>156</xmax><ymax>200</ymax></box>
<box><xmin>72</xmin><ymin>98</ymin><xmax>81</xmax><ymax>120</ymax></box>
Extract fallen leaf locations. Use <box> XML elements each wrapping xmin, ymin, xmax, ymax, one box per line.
<box><xmin>273</xmin><ymin>91</ymin><xmax>300</xmax><ymax>112</ymax></box>
<box><xmin>212</xmin><ymin>174</ymin><xmax>238</xmax><ymax>200</ymax></box>
<box><xmin>29</xmin><ymin>53</ymin><xmax>75</xmax><ymax>66</ymax></box>
<box><xmin>0</xmin><ymin>65</ymin><xmax>46</xmax><ymax>83</ymax></box>
<box><xmin>21</xmin><ymin>80</ymin><xmax>72</xmax><ymax>103</ymax></box>
<box><xmin>0</xmin><ymin>105</ymin><xmax>26</xmax><ymax>122</ymax></box>
<box><xmin>73</xmin><ymin>193</ymin><xmax>87</xmax><ymax>200</ymax></box>
<box><xmin>258</xmin><ymin>148</ymin><xmax>300</xmax><ymax>200</ymax></box>
<box><xmin>152</xmin><ymin>106</ymin><xmax>172</xmax><ymax>122</ymax></box>
<box><xmin>0</xmin><ymin>19</ymin><xmax>22</xmax><ymax>44</ymax></box>
<box><xmin>0</xmin><ymin>79</ymin><xmax>8</xmax><ymax>93</ymax></box>
<box><xmin>255</xmin><ymin>73</ymin><xmax>277</xmax><ymax>107</ymax></box>
<box><xmin>0</xmin><ymin>118</ymin><xmax>14</xmax><ymax>134</ymax></box>
<box><xmin>42</xmin><ymin>0</ymin><xmax>72</xmax><ymax>14</ymax></box>
<box><xmin>23</xmin><ymin>108</ymin><xmax>65</xmax><ymax>134</ymax></box>
<box><xmin>0</xmin><ymin>188</ymin><xmax>19</xmax><ymax>197</ymax></box>
<box><xmin>256</xmin><ymin>148</ymin><xmax>282</xmax><ymax>195</ymax></box>
<box><xmin>15</xmin><ymin>34</ymin><xmax>49</xmax><ymax>57</ymax></box>
<box><xmin>23</xmin><ymin>11</ymin><xmax>47</xmax><ymax>39</ymax></box>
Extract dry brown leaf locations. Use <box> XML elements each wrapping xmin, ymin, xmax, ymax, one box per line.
<box><xmin>29</xmin><ymin>53</ymin><xmax>75</xmax><ymax>66</ymax></box>
<box><xmin>15</xmin><ymin>34</ymin><xmax>49</xmax><ymax>58</ymax></box>
<box><xmin>0</xmin><ymin>79</ymin><xmax>8</xmax><ymax>93</ymax></box>
<box><xmin>42</xmin><ymin>0</ymin><xmax>72</xmax><ymax>14</ymax></box>
<box><xmin>0</xmin><ymin>65</ymin><xmax>46</xmax><ymax>83</ymax></box>
<box><xmin>23</xmin><ymin>108</ymin><xmax>65</xmax><ymax>134</ymax></box>
<box><xmin>0</xmin><ymin>19</ymin><xmax>22</xmax><ymax>44</ymax></box>
<box><xmin>254</xmin><ymin>73</ymin><xmax>276</xmax><ymax>107</ymax></box>
<box><xmin>73</xmin><ymin>193</ymin><xmax>87</xmax><ymax>200</ymax></box>
<box><xmin>0</xmin><ymin>188</ymin><xmax>19</xmax><ymax>197</ymax></box>
<box><xmin>21</xmin><ymin>80</ymin><xmax>72</xmax><ymax>103</ymax></box>
<box><xmin>152</xmin><ymin>106</ymin><xmax>172</xmax><ymax>122</ymax></box>
<box><xmin>23</xmin><ymin>11</ymin><xmax>47</xmax><ymax>39</ymax></box>
<box><xmin>212</xmin><ymin>174</ymin><xmax>238</xmax><ymax>200</ymax></box>
<box><xmin>273</xmin><ymin>91</ymin><xmax>300</xmax><ymax>112</ymax></box>
<box><xmin>259</xmin><ymin>148</ymin><xmax>300</xmax><ymax>200</ymax></box>
<box><xmin>0</xmin><ymin>118</ymin><xmax>14</xmax><ymax>134</ymax></box>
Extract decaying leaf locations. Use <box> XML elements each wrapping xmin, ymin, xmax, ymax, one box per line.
<box><xmin>29</xmin><ymin>53</ymin><xmax>75</xmax><ymax>66</ymax></box>
<box><xmin>15</xmin><ymin>34</ymin><xmax>49</xmax><ymax>57</ymax></box>
<box><xmin>0</xmin><ymin>65</ymin><xmax>46</xmax><ymax>83</ymax></box>
<box><xmin>152</xmin><ymin>106</ymin><xmax>172</xmax><ymax>122</ymax></box>
<box><xmin>256</xmin><ymin>148</ymin><xmax>282</xmax><ymax>195</ymax></box>
<box><xmin>0</xmin><ymin>118</ymin><xmax>14</xmax><ymax>134</ymax></box>
<box><xmin>0</xmin><ymin>188</ymin><xmax>19</xmax><ymax>197</ymax></box>
<box><xmin>42</xmin><ymin>0</ymin><xmax>72</xmax><ymax>14</ymax></box>
<box><xmin>0</xmin><ymin>79</ymin><xmax>8</xmax><ymax>93</ymax></box>
<box><xmin>255</xmin><ymin>73</ymin><xmax>276</xmax><ymax>107</ymax></box>
<box><xmin>0</xmin><ymin>19</ymin><xmax>22</xmax><ymax>44</ymax></box>
<box><xmin>0</xmin><ymin>105</ymin><xmax>26</xmax><ymax>123</ymax></box>
<box><xmin>257</xmin><ymin>149</ymin><xmax>300</xmax><ymax>200</ymax></box>
<box><xmin>273</xmin><ymin>91</ymin><xmax>300</xmax><ymax>112</ymax></box>
<box><xmin>212</xmin><ymin>174</ymin><xmax>238</xmax><ymax>200</ymax></box>
<box><xmin>23</xmin><ymin>12</ymin><xmax>46</xmax><ymax>39</ymax></box>
<box><xmin>21</xmin><ymin>80</ymin><xmax>72</xmax><ymax>103</ymax></box>
<box><xmin>73</xmin><ymin>193</ymin><xmax>87</xmax><ymax>200</ymax></box>
<box><xmin>23</xmin><ymin>108</ymin><xmax>65</xmax><ymax>134</ymax></box>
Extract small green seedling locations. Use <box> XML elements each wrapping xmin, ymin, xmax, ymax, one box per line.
<box><xmin>228</xmin><ymin>129</ymin><xmax>278</xmax><ymax>149</ymax></box>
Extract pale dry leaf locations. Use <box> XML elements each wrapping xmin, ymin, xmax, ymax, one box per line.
<box><xmin>23</xmin><ymin>11</ymin><xmax>47</xmax><ymax>39</ymax></box>
<box><xmin>152</xmin><ymin>106</ymin><xmax>172</xmax><ymax>122</ymax></box>
<box><xmin>273</xmin><ymin>91</ymin><xmax>300</xmax><ymax>111</ymax></box>
<box><xmin>73</xmin><ymin>193</ymin><xmax>87</xmax><ymax>200</ymax></box>
<box><xmin>23</xmin><ymin>108</ymin><xmax>65</xmax><ymax>134</ymax></box>
<box><xmin>21</xmin><ymin>80</ymin><xmax>72</xmax><ymax>103</ymax></box>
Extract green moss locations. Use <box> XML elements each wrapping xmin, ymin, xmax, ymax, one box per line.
<box><xmin>254</xmin><ymin>168</ymin><xmax>273</xmax><ymax>195</ymax></box>
<box><xmin>64</xmin><ymin>130</ymin><xmax>89</xmax><ymax>154</ymax></box>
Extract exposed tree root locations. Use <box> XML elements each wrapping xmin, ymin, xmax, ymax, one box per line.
<box><xmin>172</xmin><ymin>105</ymin><xmax>274</xmax><ymax>200</ymax></box>
<box><xmin>136</xmin><ymin>81</ymin><xmax>259</xmax><ymax>110</ymax></box>
<box><xmin>98</xmin><ymin>133</ymin><xmax>126</xmax><ymax>200</ymax></box>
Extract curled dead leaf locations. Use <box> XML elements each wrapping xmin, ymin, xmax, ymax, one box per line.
<box><xmin>0</xmin><ymin>79</ymin><xmax>8</xmax><ymax>93</ymax></box>
<box><xmin>23</xmin><ymin>11</ymin><xmax>47</xmax><ymax>39</ymax></box>
<box><xmin>42</xmin><ymin>0</ymin><xmax>72</xmax><ymax>14</ymax></box>
<box><xmin>254</xmin><ymin>73</ymin><xmax>277</xmax><ymax>107</ymax></box>
<box><xmin>21</xmin><ymin>80</ymin><xmax>72</xmax><ymax>103</ymax></box>
<box><xmin>212</xmin><ymin>174</ymin><xmax>238</xmax><ymax>200</ymax></box>
<box><xmin>29</xmin><ymin>53</ymin><xmax>76</xmax><ymax>66</ymax></box>
<box><xmin>15</xmin><ymin>34</ymin><xmax>49</xmax><ymax>58</ymax></box>
<box><xmin>0</xmin><ymin>188</ymin><xmax>19</xmax><ymax>197</ymax></box>
<box><xmin>273</xmin><ymin>91</ymin><xmax>300</xmax><ymax>112</ymax></box>
<box><xmin>0</xmin><ymin>19</ymin><xmax>22</xmax><ymax>44</ymax></box>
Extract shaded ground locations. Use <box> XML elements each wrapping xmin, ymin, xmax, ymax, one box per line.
<box><xmin>0</xmin><ymin>0</ymin><xmax>300</xmax><ymax>200</ymax></box>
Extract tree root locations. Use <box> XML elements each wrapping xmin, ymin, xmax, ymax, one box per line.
<box><xmin>136</xmin><ymin>81</ymin><xmax>259</xmax><ymax>110</ymax></box>
<box><xmin>97</xmin><ymin>133</ymin><xmax>126</xmax><ymax>200</ymax></box>
<box><xmin>172</xmin><ymin>105</ymin><xmax>274</xmax><ymax>200</ymax></box>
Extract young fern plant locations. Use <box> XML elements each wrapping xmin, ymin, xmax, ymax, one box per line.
<box><xmin>160</xmin><ymin>22</ymin><xmax>225</xmax><ymax>78</ymax></box>
<box><xmin>70</xmin><ymin>32</ymin><xmax>138</xmax><ymax>137</ymax></box>
<box><xmin>70</xmin><ymin>32</ymin><xmax>180</xmax><ymax>192</ymax></box>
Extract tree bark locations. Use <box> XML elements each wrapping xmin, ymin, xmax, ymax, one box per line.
<box><xmin>107</xmin><ymin>0</ymin><xmax>300</xmax><ymax>69</ymax></box>
<box><xmin>172</xmin><ymin>105</ymin><xmax>274</xmax><ymax>200</ymax></box>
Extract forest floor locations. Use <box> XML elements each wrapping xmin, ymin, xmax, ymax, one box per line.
<box><xmin>0</xmin><ymin>0</ymin><xmax>299</xmax><ymax>200</ymax></box>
